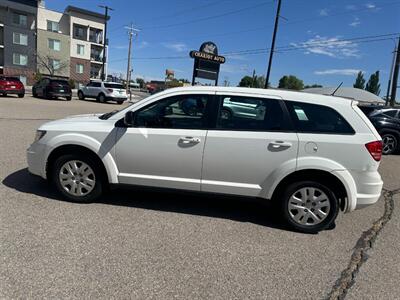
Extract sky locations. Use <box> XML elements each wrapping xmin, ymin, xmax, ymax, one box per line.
<box><xmin>47</xmin><ymin>0</ymin><xmax>399</xmax><ymax>94</ymax></box>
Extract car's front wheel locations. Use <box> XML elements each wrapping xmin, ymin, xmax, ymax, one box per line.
<box><xmin>281</xmin><ymin>181</ymin><xmax>339</xmax><ymax>233</ymax></box>
<box><xmin>381</xmin><ymin>133</ymin><xmax>398</xmax><ymax>155</ymax></box>
<box><xmin>52</xmin><ymin>154</ymin><xmax>103</xmax><ymax>202</ymax></box>
<box><xmin>98</xmin><ymin>93</ymin><xmax>106</xmax><ymax>103</ymax></box>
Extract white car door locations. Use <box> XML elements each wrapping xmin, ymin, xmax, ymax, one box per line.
<box><xmin>201</xmin><ymin>92</ymin><xmax>299</xmax><ymax>197</ymax></box>
<box><xmin>115</xmin><ymin>93</ymin><xmax>212</xmax><ymax>191</ymax></box>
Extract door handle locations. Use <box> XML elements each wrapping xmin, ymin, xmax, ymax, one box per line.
<box><xmin>269</xmin><ymin>141</ymin><xmax>292</xmax><ymax>149</ymax></box>
<box><xmin>179</xmin><ymin>137</ymin><xmax>201</xmax><ymax>144</ymax></box>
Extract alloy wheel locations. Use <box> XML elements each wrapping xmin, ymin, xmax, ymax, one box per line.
<box><xmin>59</xmin><ymin>160</ymin><xmax>96</xmax><ymax>197</ymax></box>
<box><xmin>382</xmin><ymin>134</ymin><xmax>397</xmax><ymax>154</ymax></box>
<box><xmin>287</xmin><ymin>187</ymin><xmax>331</xmax><ymax>226</ymax></box>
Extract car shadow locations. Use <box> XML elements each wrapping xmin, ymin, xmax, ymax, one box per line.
<box><xmin>2</xmin><ymin>168</ymin><xmax>288</xmax><ymax>231</ymax></box>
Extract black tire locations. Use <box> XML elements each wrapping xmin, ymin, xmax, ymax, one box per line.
<box><xmin>381</xmin><ymin>133</ymin><xmax>398</xmax><ymax>155</ymax></box>
<box><xmin>281</xmin><ymin>181</ymin><xmax>339</xmax><ymax>234</ymax></box>
<box><xmin>78</xmin><ymin>91</ymin><xmax>85</xmax><ymax>100</ymax></box>
<box><xmin>51</xmin><ymin>154</ymin><xmax>104</xmax><ymax>203</ymax></box>
<box><xmin>117</xmin><ymin>101</ymin><xmax>123</xmax><ymax>105</ymax></box>
<box><xmin>32</xmin><ymin>88</ymin><xmax>37</xmax><ymax>97</ymax></box>
<box><xmin>98</xmin><ymin>93</ymin><xmax>106</xmax><ymax>103</ymax></box>
<box><xmin>66</xmin><ymin>96</ymin><xmax>72</xmax><ymax>101</ymax></box>
<box><xmin>18</xmin><ymin>93</ymin><xmax>24</xmax><ymax>98</ymax></box>
<box><xmin>2</xmin><ymin>93</ymin><xmax>7</xmax><ymax>97</ymax></box>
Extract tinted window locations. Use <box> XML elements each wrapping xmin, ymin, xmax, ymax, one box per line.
<box><xmin>134</xmin><ymin>95</ymin><xmax>209</xmax><ymax>129</ymax></box>
<box><xmin>104</xmin><ymin>83</ymin><xmax>124</xmax><ymax>89</ymax></box>
<box><xmin>89</xmin><ymin>82</ymin><xmax>101</xmax><ymax>87</ymax></box>
<box><xmin>286</xmin><ymin>101</ymin><xmax>354</xmax><ymax>134</ymax></box>
<box><xmin>0</xmin><ymin>77</ymin><xmax>20</xmax><ymax>81</ymax></box>
<box><xmin>216</xmin><ymin>96</ymin><xmax>288</xmax><ymax>131</ymax></box>
<box><xmin>382</xmin><ymin>110</ymin><xmax>398</xmax><ymax>118</ymax></box>
<box><xmin>50</xmin><ymin>80</ymin><xmax>68</xmax><ymax>85</ymax></box>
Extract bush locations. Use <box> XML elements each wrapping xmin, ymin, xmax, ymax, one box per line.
<box><xmin>68</xmin><ymin>79</ymin><xmax>76</xmax><ymax>89</ymax></box>
<box><xmin>33</xmin><ymin>72</ymin><xmax>42</xmax><ymax>82</ymax></box>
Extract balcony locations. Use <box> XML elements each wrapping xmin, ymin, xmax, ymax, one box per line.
<box><xmin>90</xmin><ymin>64</ymin><xmax>102</xmax><ymax>79</ymax></box>
<box><xmin>89</xmin><ymin>28</ymin><xmax>103</xmax><ymax>44</ymax></box>
<box><xmin>90</xmin><ymin>45</ymin><xmax>104</xmax><ymax>63</ymax></box>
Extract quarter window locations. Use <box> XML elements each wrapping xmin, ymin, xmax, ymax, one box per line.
<box><xmin>217</xmin><ymin>96</ymin><xmax>288</xmax><ymax>131</ymax></box>
<box><xmin>13</xmin><ymin>32</ymin><xmax>28</xmax><ymax>45</ymax></box>
<box><xmin>285</xmin><ymin>101</ymin><xmax>354</xmax><ymax>134</ymax></box>
<box><xmin>48</xmin><ymin>39</ymin><xmax>61</xmax><ymax>51</ymax></box>
<box><xmin>134</xmin><ymin>95</ymin><xmax>209</xmax><ymax>129</ymax></box>
<box><xmin>13</xmin><ymin>53</ymin><xmax>28</xmax><ymax>66</ymax></box>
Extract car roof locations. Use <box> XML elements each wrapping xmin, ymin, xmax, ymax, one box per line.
<box><xmin>156</xmin><ymin>86</ymin><xmax>355</xmax><ymax>107</ymax></box>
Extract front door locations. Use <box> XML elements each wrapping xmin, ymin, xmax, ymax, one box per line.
<box><xmin>201</xmin><ymin>93</ymin><xmax>299</xmax><ymax>197</ymax></box>
<box><xmin>115</xmin><ymin>93</ymin><xmax>212</xmax><ymax>191</ymax></box>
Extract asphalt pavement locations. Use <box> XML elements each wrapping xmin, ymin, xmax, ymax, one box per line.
<box><xmin>0</xmin><ymin>95</ymin><xmax>399</xmax><ymax>299</ymax></box>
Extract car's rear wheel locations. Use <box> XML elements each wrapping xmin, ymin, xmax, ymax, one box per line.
<box><xmin>98</xmin><ymin>93</ymin><xmax>106</xmax><ymax>103</ymax></box>
<box><xmin>52</xmin><ymin>154</ymin><xmax>103</xmax><ymax>202</ymax></box>
<box><xmin>78</xmin><ymin>91</ymin><xmax>84</xmax><ymax>100</ymax></box>
<box><xmin>32</xmin><ymin>88</ymin><xmax>37</xmax><ymax>97</ymax></box>
<box><xmin>281</xmin><ymin>181</ymin><xmax>339</xmax><ymax>233</ymax></box>
<box><xmin>381</xmin><ymin>133</ymin><xmax>398</xmax><ymax>155</ymax></box>
<box><xmin>2</xmin><ymin>93</ymin><xmax>7</xmax><ymax>97</ymax></box>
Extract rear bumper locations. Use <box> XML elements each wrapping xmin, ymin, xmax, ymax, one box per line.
<box><xmin>48</xmin><ymin>92</ymin><xmax>72</xmax><ymax>98</ymax></box>
<box><xmin>0</xmin><ymin>89</ymin><xmax>24</xmax><ymax>94</ymax></box>
<box><xmin>333</xmin><ymin>170</ymin><xmax>383</xmax><ymax>212</ymax></box>
<box><xmin>106</xmin><ymin>96</ymin><xmax>127</xmax><ymax>101</ymax></box>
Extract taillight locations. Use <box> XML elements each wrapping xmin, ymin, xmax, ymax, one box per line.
<box><xmin>365</xmin><ymin>141</ymin><xmax>382</xmax><ymax>161</ymax></box>
<box><xmin>107</xmin><ymin>88</ymin><xmax>113</xmax><ymax>93</ymax></box>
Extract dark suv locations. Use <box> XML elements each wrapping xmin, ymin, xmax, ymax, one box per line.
<box><xmin>360</xmin><ymin>106</ymin><xmax>400</xmax><ymax>155</ymax></box>
<box><xmin>32</xmin><ymin>78</ymin><xmax>72</xmax><ymax>101</ymax></box>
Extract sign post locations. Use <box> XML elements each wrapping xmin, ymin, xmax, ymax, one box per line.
<box><xmin>190</xmin><ymin>42</ymin><xmax>225</xmax><ymax>86</ymax></box>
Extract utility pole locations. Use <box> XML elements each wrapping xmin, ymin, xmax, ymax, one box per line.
<box><xmin>390</xmin><ymin>37</ymin><xmax>400</xmax><ymax>107</ymax></box>
<box><xmin>386</xmin><ymin>41</ymin><xmax>397</xmax><ymax>106</ymax></box>
<box><xmin>125</xmin><ymin>23</ymin><xmax>140</xmax><ymax>96</ymax></box>
<box><xmin>99</xmin><ymin>5</ymin><xmax>113</xmax><ymax>81</ymax></box>
<box><xmin>264</xmin><ymin>0</ymin><xmax>282</xmax><ymax>89</ymax></box>
<box><xmin>252</xmin><ymin>69</ymin><xmax>256</xmax><ymax>87</ymax></box>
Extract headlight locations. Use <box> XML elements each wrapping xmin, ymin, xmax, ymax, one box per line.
<box><xmin>34</xmin><ymin>130</ymin><xmax>46</xmax><ymax>142</ymax></box>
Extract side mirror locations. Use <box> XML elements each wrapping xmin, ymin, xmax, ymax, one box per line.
<box><xmin>124</xmin><ymin>111</ymin><xmax>135</xmax><ymax>127</ymax></box>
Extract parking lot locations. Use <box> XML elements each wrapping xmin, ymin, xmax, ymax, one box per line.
<box><xmin>0</xmin><ymin>94</ymin><xmax>399</xmax><ymax>299</ymax></box>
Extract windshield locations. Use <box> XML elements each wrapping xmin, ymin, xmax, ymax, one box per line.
<box><xmin>104</xmin><ymin>83</ymin><xmax>125</xmax><ymax>89</ymax></box>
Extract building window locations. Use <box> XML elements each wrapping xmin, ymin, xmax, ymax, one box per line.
<box><xmin>49</xmin><ymin>58</ymin><xmax>60</xmax><ymax>70</ymax></box>
<box><xmin>13</xmin><ymin>53</ymin><xmax>28</xmax><ymax>66</ymax></box>
<box><xmin>13</xmin><ymin>32</ymin><xmax>28</xmax><ymax>46</ymax></box>
<box><xmin>77</xmin><ymin>44</ymin><xmax>85</xmax><ymax>55</ymax></box>
<box><xmin>48</xmin><ymin>39</ymin><xmax>61</xmax><ymax>51</ymax></box>
<box><xmin>76</xmin><ymin>63</ymin><xmax>84</xmax><ymax>74</ymax></box>
<box><xmin>13</xmin><ymin>13</ymin><xmax>27</xmax><ymax>27</ymax></box>
<box><xmin>47</xmin><ymin>20</ymin><xmax>59</xmax><ymax>32</ymax></box>
<box><xmin>73</xmin><ymin>24</ymin><xmax>87</xmax><ymax>40</ymax></box>
<box><xmin>19</xmin><ymin>75</ymin><xmax>27</xmax><ymax>85</ymax></box>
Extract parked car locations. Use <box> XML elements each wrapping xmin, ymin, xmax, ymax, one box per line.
<box><xmin>27</xmin><ymin>87</ymin><xmax>383</xmax><ymax>233</ymax></box>
<box><xmin>362</xmin><ymin>107</ymin><xmax>400</xmax><ymax>155</ymax></box>
<box><xmin>32</xmin><ymin>78</ymin><xmax>72</xmax><ymax>101</ymax></box>
<box><xmin>78</xmin><ymin>81</ymin><xmax>127</xmax><ymax>104</ymax></box>
<box><xmin>0</xmin><ymin>76</ymin><xmax>25</xmax><ymax>98</ymax></box>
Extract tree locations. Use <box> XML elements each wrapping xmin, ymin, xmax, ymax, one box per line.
<box><xmin>304</xmin><ymin>84</ymin><xmax>323</xmax><ymax>89</ymax></box>
<box><xmin>238</xmin><ymin>76</ymin><xmax>254</xmax><ymax>87</ymax></box>
<box><xmin>36</xmin><ymin>54</ymin><xmax>68</xmax><ymax>76</ymax></box>
<box><xmin>278</xmin><ymin>75</ymin><xmax>304</xmax><ymax>90</ymax></box>
<box><xmin>136</xmin><ymin>78</ymin><xmax>145</xmax><ymax>88</ymax></box>
<box><xmin>365</xmin><ymin>71</ymin><xmax>381</xmax><ymax>95</ymax></box>
<box><xmin>353</xmin><ymin>71</ymin><xmax>366</xmax><ymax>89</ymax></box>
<box><xmin>255</xmin><ymin>75</ymin><xmax>266</xmax><ymax>88</ymax></box>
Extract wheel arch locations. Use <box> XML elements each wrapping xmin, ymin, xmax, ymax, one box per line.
<box><xmin>270</xmin><ymin>169</ymin><xmax>349</xmax><ymax>212</ymax></box>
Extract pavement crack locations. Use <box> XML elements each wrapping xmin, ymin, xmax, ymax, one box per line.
<box><xmin>324</xmin><ymin>187</ymin><xmax>397</xmax><ymax>300</ymax></box>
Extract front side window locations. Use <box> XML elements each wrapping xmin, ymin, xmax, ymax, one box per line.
<box><xmin>13</xmin><ymin>32</ymin><xmax>28</xmax><ymax>46</ymax></box>
<box><xmin>13</xmin><ymin>13</ymin><xmax>27</xmax><ymax>26</ymax></box>
<box><xmin>76</xmin><ymin>63</ymin><xmax>84</xmax><ymax>74</ymax></box>
<box><xmin>48</xmin><ymin>39</ymin><xmax>61</xmax><ymax>51</ymax></box>
<box><xmin>217</xmin><ymin>96</ymin><xmax>288</xmax><ymax>131</ymax></box>
<box><xmin>77</xmin><ymin>44</ymin><xmax>85</xmax><ymax>55</ymax></box>
<box><xmin>285</xmin><ymin>101</ymin><xmax>354</xmax><ymax>134</ymax></box>
<box><xmin>134</xmin><ymin>95</ymin><xmax>209</xmax><ymax>129</ymax></box>
<box><xmin>13</xmin><ymin>53</ymin><xmax>28</xmax><ymax>66</ymax></box>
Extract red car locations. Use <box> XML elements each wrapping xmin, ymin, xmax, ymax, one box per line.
<box><xmin>0</xmin><ymin>76</ymin><xmax>25</xmax><ymax>98</ymax></box>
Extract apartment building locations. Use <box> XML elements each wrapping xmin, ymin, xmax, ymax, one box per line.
<box><xmin>0</xmin><ymin>0</ymin><xmax>38</xmax><ymax>85</ymax></box>
<box><xmin>0</xmin><ymin>0</ymin><xmax>109</xmax><ymax>85</ymax></box>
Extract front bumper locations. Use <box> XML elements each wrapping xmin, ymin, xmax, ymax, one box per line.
<box><xmin>27</xmin><ymin>142</ymin><xmax>47</xmax><ymax>179</ymax></box>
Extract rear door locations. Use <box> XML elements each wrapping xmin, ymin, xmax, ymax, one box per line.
<box><xmin>201</xmin><ymin>92</ymin><xmax>298</xmax><ymax>197</ymax></box>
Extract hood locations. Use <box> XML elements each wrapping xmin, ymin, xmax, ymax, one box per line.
<box><xmin>64</xmin><ymin>113</ymin><xmax>103</xmax><ymax>119</ymax></box>
<box><xmin>38</xmin><ymin>113</ymin><xmax>112</xmax><ymax>131</ymax></box>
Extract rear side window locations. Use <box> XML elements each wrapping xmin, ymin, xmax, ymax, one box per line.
<box><xmin>285</xmin><ymin>101</ymin><xmax>355</xmax><ymax>134</ymax></box>
<box><xmin>104</xmin><ymin>83</ymin><xmax>125</xmax><ymax>89</ymax></box>
<box><xmin>51</xmin><ymin>80</ymin><xmax>68</xmax><ymax>85</ymax></box>
<box><xmin>216</xmin><ymin>96</ymin><xmax>289</xmax><ymax>131</ymax></box>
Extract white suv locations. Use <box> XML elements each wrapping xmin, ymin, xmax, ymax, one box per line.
<box><xmin>27</xmin><ymin>87</ymin><xmax>383</xmax><ymax>233</ymax></box>
<box><xmin>78</xmin><ymin>81</ymin><xmax>127</xmax><ymax>104</ymax></box>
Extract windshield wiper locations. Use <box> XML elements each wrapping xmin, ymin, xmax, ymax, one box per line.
<box><xmin>99</xmin><ymin>110</ymin><xmax>119</xmax><ymax>120</ymax></box>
